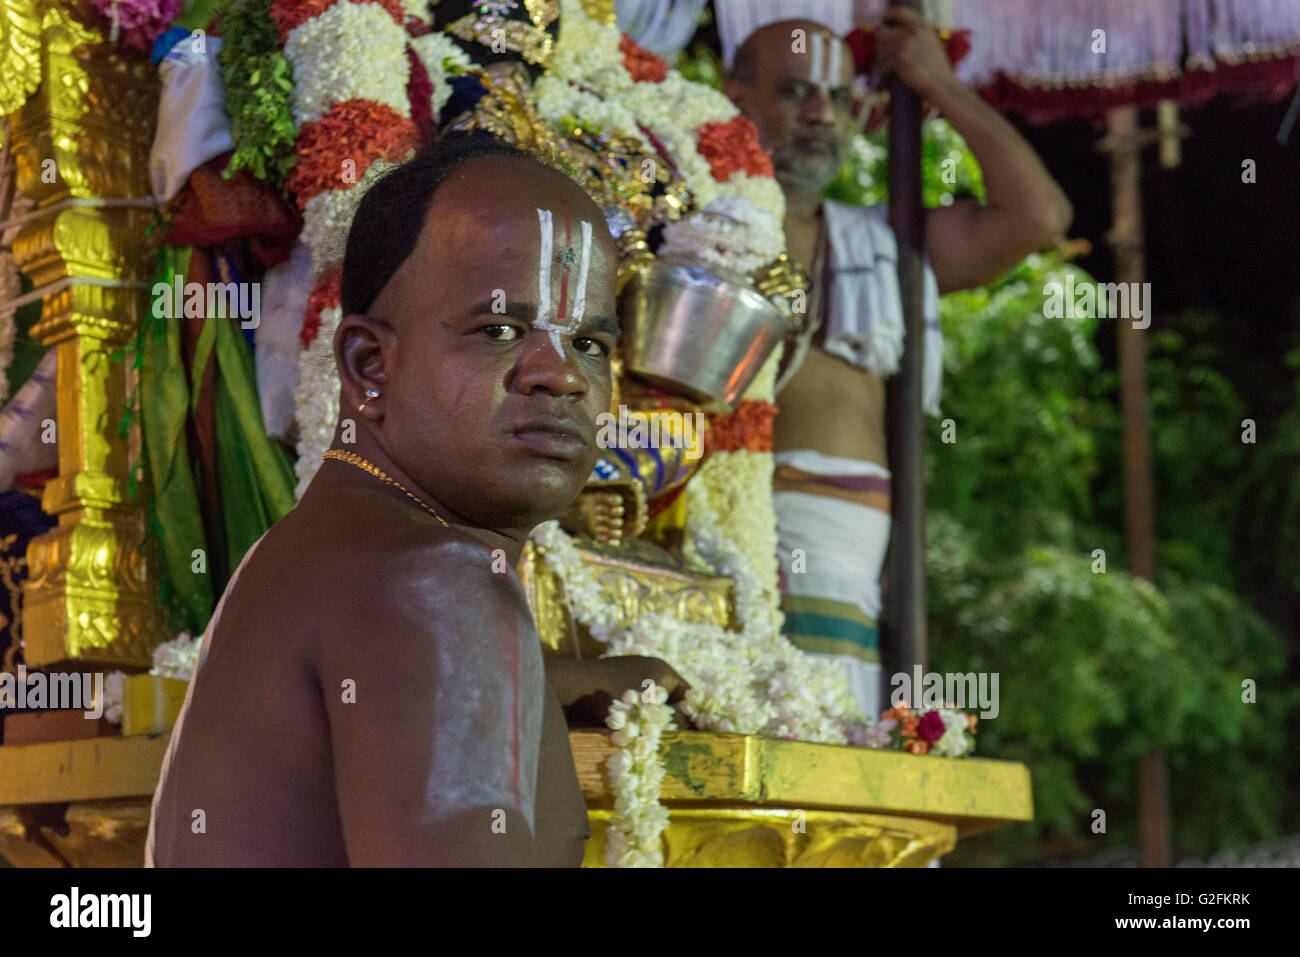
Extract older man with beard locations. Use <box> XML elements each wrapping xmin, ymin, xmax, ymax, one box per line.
<box><xmin>724</xmin><ymin>6</ymin><xmax>1072</xmax><ymax>719</ymax></box>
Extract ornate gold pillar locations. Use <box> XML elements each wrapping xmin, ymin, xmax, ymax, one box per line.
<box><xmin>6</xmin><ymin>2</ymin><xmax>166</xmax><ymax>667</ymax></box>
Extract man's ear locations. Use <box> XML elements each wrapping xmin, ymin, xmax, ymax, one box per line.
<box><xmin>334</xmin><ymin>313</ymin><xmax>395</xmax><ymax>422</ymax></box>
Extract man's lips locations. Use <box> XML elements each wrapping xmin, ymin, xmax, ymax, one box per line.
<box><xmin>510</xmin><ymin>416</ymin><xmax>590</xmax><ymax>460</ymax></box>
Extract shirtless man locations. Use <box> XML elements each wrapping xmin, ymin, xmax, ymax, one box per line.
<box><xmin>147</xmin><ymin>133</ymin><xmax>683</xmax><ymax>866</ymax></box>
<box><xmin>725</xmin><ymin>8</ymin><xmax>1072</xmax><ymax>716</ymax></box>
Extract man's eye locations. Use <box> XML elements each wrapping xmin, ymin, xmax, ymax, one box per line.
<box><xmin>574</xmin><ymin>337</ymin><xmax>610</xmax><ymax>357</ymax></box>
<box><xmin>783</xmin><ymin>81</ymin><xmax>811</xmax><ymax>100</ymax></box>
<box><xmin>831</xmin><ymin>88</ymin><xmax>853</xmax><ymax>107</ymax></box>
<box><xmin>481</xmin><ymin>324</ymin><xmax>521</xmax><ymax>341</ymax></box>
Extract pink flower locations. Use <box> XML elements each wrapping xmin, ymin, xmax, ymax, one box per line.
<box><xmin>91</xmin><ymin>0</ymin><xmax>184</xmax><ymax>53</ymax></box>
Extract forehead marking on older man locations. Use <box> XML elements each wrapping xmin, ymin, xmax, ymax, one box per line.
<box><xmin>806</xmin><ymin>32</ymin><xmax>842</xmax><ymax>95</ymax></box>
<box><xmin>534</xmin><ymin>206</ymin><xmax>593</xmax><ymax>358</ymax></box>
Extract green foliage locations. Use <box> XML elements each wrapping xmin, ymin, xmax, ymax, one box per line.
<box><xmin>825</xmin><ymin>119</ymin><xmax>986</xmax><ymax>208</ymax></box>
<box><xmin>930</xmin><ymin>513</ymin><xmax>1295</xmax><ymax>864</ymax></box>
<box><xmin>1086</xmin><ymin>319</ymin><xmax>1249</xmax><ymax>590</ymax></box>
<box><xmin>177</xmin><ymin>0</ymin><xmax>225</xmax><ymax>30</ymax></box>
<box><xmin>674</xmin><ymin>41</ymin><xmax>724</xmax><ymax>90</ymax></box>
<box><xmin>218</xmin><ymin>0</ymin><xmax>297</xmax><ymax>190</ymax></box>
<box><xmin>838</xmin><ymin>121</ymin><xmax>1298</xmax><ymax>864</ymax></box>
<box><xmin>1234</xmin><ymin>348</ymin><xmax>1300</xmax><ymax>596</ymax></box>
<box><xmin>928</xmin><ymin>253</ymin><xmax>1105</xmax><ymax>554</ymax></box>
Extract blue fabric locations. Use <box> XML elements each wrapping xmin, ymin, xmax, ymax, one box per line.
<box><xmin>152</xmin><ymin>27</ymin><xmax>189</xmax><ymax>67</ymax></box>
<box><xmin>440</xmin><ymin>74</ymin><xmax>488</xmax><ymax>126</ymax></box>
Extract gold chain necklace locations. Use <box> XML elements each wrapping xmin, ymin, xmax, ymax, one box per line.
<box><xmin>322</xmin><ymin>450</ymin><xmax>450</xmax><ymax>527</ymax></box>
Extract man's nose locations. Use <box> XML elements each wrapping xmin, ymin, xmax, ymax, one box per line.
<box><xmin>514</xmin><ymin>329</ymin><xmax>589</xmax><ymax>396</ymax></box>
<box><xmin>801</xmin><ymin>87</ymin><xmax>836</xmax><ymax>125</ymax></box>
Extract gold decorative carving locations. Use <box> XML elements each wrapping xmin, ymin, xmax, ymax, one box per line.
<box><xmin>10</xmin><ymin>3</ymin><xmax>166</xmax><ymax>667</ymax></box>
<box><xmin>446</xmin><ymin>0</ymin><xmax>558</xmax><ymax>67</ymax></box>
<box><xmin>447</xmin><ymin>66</ymin><xmax>687</xmax><ymax>240</ymax></box>
<box><xmin>0</xmin><ymin>0</ymin><xmax>42</xmax><ymax>116</ymax></box>
<box><xmin>518</xmin><ymin>539</ymin><xmax>733</xmax><ymax>658</ymax></box>
<box><xmin>0</xmin><ymin>532</ymin><xmax>28</xmax><ymax>672</ymax></box>
<box><xmin>583</xmin><ymin>808</ymin><xmax>956</xmax><ymax>867</ymax></box>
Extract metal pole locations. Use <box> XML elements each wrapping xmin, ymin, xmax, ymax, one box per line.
<box><xmin>883</xmin><ymin>0</ymin><xmax>928</xmax><ymax>686</ymax></box>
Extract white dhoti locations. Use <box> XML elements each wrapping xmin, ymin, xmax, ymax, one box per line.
<box><xmin>774</xmin><ymin>449</ymin><xmax>891</xmax><ymax>721</ymax></box>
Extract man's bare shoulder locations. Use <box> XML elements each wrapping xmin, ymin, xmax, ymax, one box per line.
<box><xmin>203</xmin><ymin>480</ymin><xmax>528</xmax><ymax>675</ymax></box>
<box><xmin>261</xmin><ymin>480</ymin><xmax>533</xmax><ymax>661</ymax></box>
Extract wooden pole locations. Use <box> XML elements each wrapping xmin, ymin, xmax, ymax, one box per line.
<box><xmin>883</xmin><ymin>0</ymin><xmax>928</xmax><ymax>685</ymax></box>
<box><xmin>1100</xmin><ymin>105</ymin><xmax>1171</xmax><ymax>868</ymax></box>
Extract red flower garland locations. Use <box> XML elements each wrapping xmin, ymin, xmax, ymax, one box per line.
<box><xmin>271</xmin><ymin>0</ymin><xmax>405</xmax><ymax>44</ymax></box>
<box><xmin>405</xmin><ymin>45</ymin><xmax>436</xmax><ymax>143</ymax></box>
<box><xmin>301</xmin><ymin>269</ymin><xmax>342</xmax><ymax>348</ymax></box>
<box><xmin>620</xmin><ymin>34</ymin><xmax>668</xmax><ymax>83</ymax></box>
<box><xmin>286</xmin><ymin>100</ymin><xmax>419</xmax><ymax>208</ymax></box>
<box><xmin>695</xmin><ymin>116</ymin><xmax>774</xmax><ymax>182</ymax></box>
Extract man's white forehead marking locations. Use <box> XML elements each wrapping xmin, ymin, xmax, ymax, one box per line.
<box><xmin>806</xmin><ymin>32</ymin><xmax>841</xmax><ymax>94</ymax></box>
<box><xmin>569</xmin><ymin>220</ymin><xmax>593</xmax><ymax>333</ymax></box>
<box><xmin>535</xmin><ymin>207</ymin><xmax>554</xmax><ymax>346</ymax></box>
<box><xmin>534</xmin><ymin>208</ymin><xmax>594</xmax><ymax>359</ymax></box>
<box><xmin>827</xmin><ymin>38</ymin><xmax>842</xmax><ymax>88</ymax></box>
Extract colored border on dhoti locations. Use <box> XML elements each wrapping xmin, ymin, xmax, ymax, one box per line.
<box><xmin>780</xmin><ymin>594</ymin><xmax>880</xmax><ymax>663</ymax></box>
<box><xmin>773</xmin><ymin>464</ymin><xmax>891</xmax><ymax>512</ymax></box>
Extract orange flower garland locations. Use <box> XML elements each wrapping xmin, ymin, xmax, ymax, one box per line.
<box><xmin>706</xmin><ymin>399</ymin><xmax>776</xmax><ymax>453</ymax></box>
<box><xmin>286</xmin><ymin>101</ymin><xmax>419</xmax><ymax>208</ymax></box>
<box><xmin>695</xmin><ymin>116</ymin><xmax>774</xmax><ymax>182</ymax></box>
<box><xmin>301</xmin><ymin>268</ymin><xmax>342</xmax><ymax>347</ymax></box>
<box><xmin>619</xmin><ymin>34</ymin><xmax>668</xmax><ymax>83</ymax></box>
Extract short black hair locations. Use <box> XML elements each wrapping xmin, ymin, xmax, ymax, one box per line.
<box><xmin>340</xmin><ymin>131</ymin><xmax>543</xmax><ymax>317</ymax></box>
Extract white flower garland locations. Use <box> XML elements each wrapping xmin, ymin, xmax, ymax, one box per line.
<box><xmin>658</xmin><ymin>196</ymin><xmax>782</xmax><ymax>276</ymax></box>
<box><xmin>530</xmin><ymin>498</ymin><xmax>863</xmax><ymax>745</ymax></box>
<box><xmin>533</xmin><ymin>75</ymin><xmax>641</xmax><ymax>140</ymax></box>
<box><xmin>410</xmin><ymin>31</ymin><xmax>472</xmax><ymax>116</ymax></box>
<box><xmin>150</xmin><ymin>631</ymin><xmax>203</xmax><ymax>680</ymax></box>
<box><xmin>98</xmin><ymin>631</ymin><xmax>204</xmax><ymax>724</ymax></box>
<box><xmin>604</xmin><ymin>684</ymin><xmax>674</xmax><ymax>866</ymax></box>
<box><xmin>683</xmin><ymin>347</ymin><xmax>782</xmax><ymax>608</ymax></box>
<box><xmin>279</xmin><ymin>0</ymin><xmax>437</xmax><ymax>494</ymax></box>
<box><xmin>283</xmin><ymin>3</ymin><xmax>412</xmax><ymax>128</ymax></box>
<box><xmin>299</xmin><ymin>156</ymin><xmax>404</xmax><ymax>282</ymax></box>
<box><xmin>294</xmin><ymin>304</ymin><xmax>343</xmax><ymax>496</ymax></box>
<box><xmin>397</xmin><ymin>0</ymin><xmax>430</xmax><ymax>23</ymax></box>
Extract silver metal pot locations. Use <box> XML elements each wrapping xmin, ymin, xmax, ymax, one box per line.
<box><xmin>619</xmin><ymin>254</ymin><xmax>788</xmax><ymax>410</ymax></box>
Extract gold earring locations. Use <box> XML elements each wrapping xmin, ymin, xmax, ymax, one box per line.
<box><xmin>359</xmin><ymin>388</ymin><xmax>379</xmax><ymax>414</ymax></box>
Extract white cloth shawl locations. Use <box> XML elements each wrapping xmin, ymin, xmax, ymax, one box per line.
<box><xmin>821</xmin><ymin>199</ymin><xmax>944</xmax><ymax>417</ymax></box>
<box><xmin>149</xmin><ymin>37</ymin><xmax>233</xmax><ymax>204</ymax></box>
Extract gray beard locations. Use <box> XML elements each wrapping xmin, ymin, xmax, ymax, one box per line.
<box><xmin>772</xmin><ymin>145</ymin><xmax>843</xmax><ymax>195</ymax></box>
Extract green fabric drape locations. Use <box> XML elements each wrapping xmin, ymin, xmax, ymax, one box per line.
<box><xmin>140</xmin><ymin>246</ymin><xmax>213</xmax><ymax>634</ymax></box>
<box><xmin>140</xmin><ymin>245</ymin><xmax>298</xmax><ymax>630</ymax></box>
<box><xmin>208</xmin><ymin>312</ymin><xmax>296</xmax><ymax>575</ymax></box>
